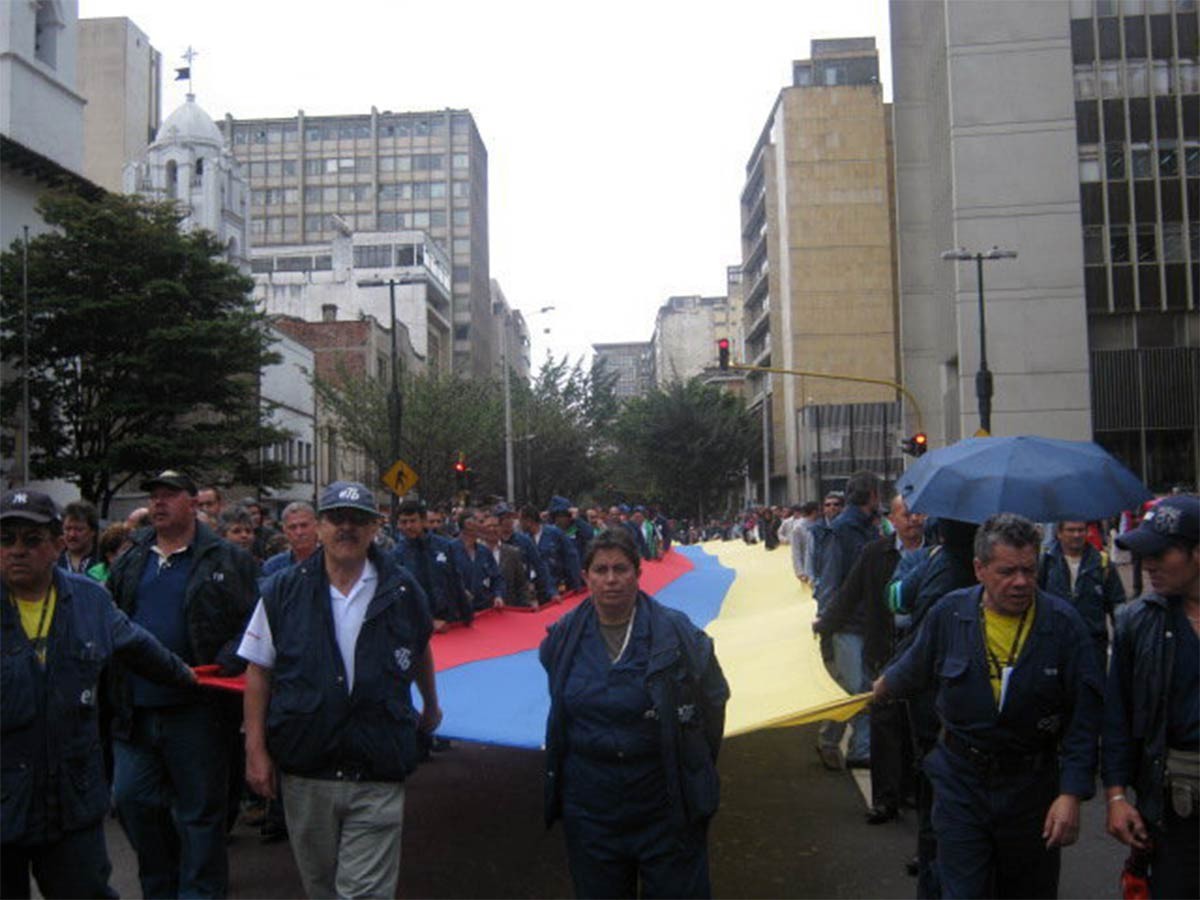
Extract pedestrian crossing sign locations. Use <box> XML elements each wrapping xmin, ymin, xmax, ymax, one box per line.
<box><xmin>381</xmin><ymin>459</ymin><xmax>419</xmax><ymax>496</ymax></box>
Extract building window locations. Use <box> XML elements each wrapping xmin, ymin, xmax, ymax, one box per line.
<box><xmin>412</xmin><ymin>154</ymin><xmax>444</xmax><ymax>171</ymax></box>
<box><xmin>452</xmin><ymin>153</ymin><xmax>469</xmax><ymax>170</ymax></box>
<box><xmin>379</xmin><ymin>212</ymin><xmax>401</xmax><ymax>229</ymax></box>
<box><xmin>1185</xmin><ymin>141</ymin><xmax>1200</xmax><ymax>176</ymax></box>
<box><xmin>454</xmin><ymin>324</ymin><xmax>470</xmax><ymax>341</ymax></box>
<box><xmin>1083</xmin><ymin>225</ymin><xmax>1106</xmax><ymax>264</ymax></box>
<box><xmin>1159</xmin><ymin>141</ymin><xmax>1179</xmax><ymax>177</ymax></box>
<box><xmin>410</xmin><ymin>211</ymin><xmax>430</xmax><ymax>228</ymax></box>
<box><xmin>378</xmin><ymin>183</ymin><xmax>412</xmax><ymax>200</ymax></box>
<box><xmin>1106</xmin><ymin>144</ymin><xmax>1126</xmax><ymax>179</ymax></box>
<box><xmin>1099</xmin><ymin>62</ymin><xmax>1122</xmax><ymax>97</ymax></box>
<box><xmin>1162</xmin><ymin>223</ymin><xmax>1185</xmax><ymax>261</ymax></box>
<box><xmin>430</xmin><ymin>210</ymin><xmax>446</xmax><ymax>227</ymax></box>
<box><xmin>303</xmin><ymin>159</ymin><xmax>323</xmax><ymax>176</ymax></box>
<box><xmin>1080</xmin><ymin>145</ymin><xmax>1102</xmax><ymax>181</ymax></box>
<box><xmin>1137</xmin><ymin>224</ymin><xmax>1158</xmax><ymax>262</ymax></box>
<box><xmin>1127</xmin><ymin>60</ymin><xmax>1150</xmax><ymax>96</ymax></box>
<box><xmin>303</xmin><ymin>186</ymin><xmax>321</xmax><ymax>203</ymax></box>
<box><xmin>1152</xmin><ymin>59</ymin><xmax>1172</xmax><ymax>95</ymax></box>
<box><xmin>453</xmin><ymin>264</ymin><xmax>470</xmax><ymax>281</ymax></box>
<box><xmin>1180</xmin><ymin>60</ymin><xmax>1200</xmax><ymax>94</ymax></box>
<box><xmin>314</xmin><ymin>255</ymin><xmax>332</xmax><ymax>271</ymax></box>
<box><xmin>1110</xmin><ymin>224</ymin><xmax>1131</xmax><ymax>263</ymax></box>
<box><xmin>276</xmin><ymin>255</ymin><xmax>312</xmax><ymax>272</ymax></box>
<box><xmin>304</xmin><ymin>214</ymin><xmax>325</xmax><ymax>233</ymax></box>
<box><xmin>380</xmin><ymin>156</ymin><xmax>394</xmax><ymax>173</ymax></box>
<box><xmin>453</xmin><ymin>209</ymin><xmax>470</xmax><ymax>226</ymax></box>
<box><xmin>354</xmin><ymin>245</ymin><xmax>391</xmax><ymax>268</ymax></box>
<box><xmin>1131</xmin><ymin>144</ymin><xmax>1154</xmax><ymax>178</ymax></box>
<box><xmin>453</xmin><ymin>238</ymin><xmax>470</xmax><ymax>255</ymax></box>
<box><xmin>251</xmin><ymin>258</ymin><xmax>273</xmax><ymax>274</ymax></box>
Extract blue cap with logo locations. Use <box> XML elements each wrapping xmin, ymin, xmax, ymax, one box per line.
<box><xmin>0</xmin><ymin>489</ymin><xmax>60</xmax><ymax>525</ymax></box>
<box><xmin>318</xmin><ymin>480</ymin><xmax>377</xmax><ymax>516</ymax></box>
<box><xmin>1116</xmin><ymin>494</ymin><xmax>1199</xmax><ymax>556</ymax></box>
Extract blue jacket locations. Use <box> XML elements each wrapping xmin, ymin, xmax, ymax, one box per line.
<box><xmin>505</xmin><ymin>531</ymin><xmax>557</xmax><ymax>602</ymax></box>
<box><xmin>455</xmin><ymin>538</ymin><xmax>507</xmax><ymax>611</ymax></box>
<box><xmin>815</xmin><ymin>505</ymin><xmax>878</xmax><ymax>611</ymax></box>
<box><xmin>529</xmin><ymin>523</ymin><xmax>583</xmax><ymax>592</ymax></box>
<box><xmin>561</xmin><ymin>517</ymin><xmax>595</xmax><ymax>566</ymax></box>
<box><xmin>106</xmin><ymin>522</ymin><xmax>258</xmax><ymax>739</ymax></box>
<box><xmin>1038</xmin><ymin>542</ymin><xmax>1125</xmax><ymax>642</ymax></box>
<box><xmin>392</xmin><ymin>532</ymin><xmax>472</xmax><ymax>624</ymax></box>
<box><xmin>261</xmin><ymin>549</ymin><xmax>301</xmax><ymax>577</ymax></box>
<box><xmin>2</xmin><ymin>569</ymin><xmax>193</xmax><ymax>846</ymax></box>
<box><xmin>1102</xmin><ymin>592</ymin><xmax>1189</xmax><ymax>827</ymax></box>
<box><xmin>884</xmin><ymin>585</ymin><xmax>1103</xmax><ymax>798</ymax></box>
<box><xmin>540</xmin><ymin>592</ymin><xmax>729</xmax><ymax>829</ymax></box>
<box><xmin>258</xmin><ymin>546</ymin><xmax>433</xmax><ymax>781</ymax></box>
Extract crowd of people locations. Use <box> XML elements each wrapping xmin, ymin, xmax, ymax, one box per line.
<box><xmin>1</xmin><ymin>466</ymin><xmax>1196</xmax><ymax>899</ymax></box>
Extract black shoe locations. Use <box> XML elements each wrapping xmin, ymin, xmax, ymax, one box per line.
<box><xmin>904</xmin><ymin>856</ymin><xmax>919</xmax><ymax>877</ymax></box>
<box><xmin>845</xmin><ymin>756</ymin><xmax>871</xmax><ymax>770</ymax></box>
<box><xmin>865</xmin><ymin>804</ymin><xmax>898</xmax><ymax>825</ymax></box>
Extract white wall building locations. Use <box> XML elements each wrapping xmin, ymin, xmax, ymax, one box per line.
<box><xmin>260</xmin><ymin>325</ymin><xmax>317</xmax><ymax>507</ymax></box>
<box><xmin>652</xmin><ymin>295</ymin><xmax>733</xmax><ymax>387</ymax></box>
<box><xmin>251</xmin><ymin>227</ymin><xmax>454</xmax><ymax>374</ymax></box>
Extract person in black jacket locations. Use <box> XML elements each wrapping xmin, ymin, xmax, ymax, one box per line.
<box><xmin>106</xmin><ymin>470</ymin><xmax>258</xmax><ymax>899</ymax></box>
<box><xmin>814</xmin><ymin>495</ymin><xmax>926</xmax><ymax>822</ymax></box>
<box><xmin>540</xmin><ymin>528</ymin><xmax>729</xmax><ymax>899</ymax></box>
<box><xmin>1103</xmin><ymin>495</ymin><xmax>1199</xmax><ymax>898</ymax></box>
<box><xmin>240</xmin><ymin>480</ymin><xmax>441</xmax><ymax>899</ymax></box>
<box><xmin>1</xmin><ymin>489</ymin><xmax>195</xmax><ymax>899</ymax></box>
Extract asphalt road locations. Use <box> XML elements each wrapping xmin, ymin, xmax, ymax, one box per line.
<box><xmin>97</xmin><ymin>723</ymin><xmax>1123</xmax><ymax>899</ymax></box>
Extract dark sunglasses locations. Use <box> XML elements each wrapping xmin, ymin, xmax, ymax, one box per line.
<box><xmin>322</xmin><ymin>509</ymin><xmax>376</xmax><ymax>527</ymax></box>
<box><xmin>0</xmin><ymin>530</ymin><xmax>53</xmax><ymax>549</ymax></box>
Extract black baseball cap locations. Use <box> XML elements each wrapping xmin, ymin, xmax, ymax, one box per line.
<box><xmin>0</xmin><ymin>489</ymin><xmax>61</xmax><ymax>526</ymax></box>
<box><xmin>140</xmin><ymin>469</ymin><xmax>198</xmax><ymax>495</ymax></box>
<box><xmin>1116</xmin><ymin>495</ymin><xmax>1199</xmax><ymax>557</ymax></box>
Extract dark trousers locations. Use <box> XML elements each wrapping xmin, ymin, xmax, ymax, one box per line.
<box><xmin>1149</xmin><ymin>804</ymin><xmax>1199</xmax><ymax>899</ymax></box>
<box><xmin>0</xmin><ymin>823</ymin><xmax>115</xmax><ymax>899</ymax></box>
<box><xmin>869</xmin><ymin>697</ymin><xmax>912</xmax><ymax>809</ymax></box>
<box><xmin>926</xmin><ymin>746</ymin><xmax>1060</xmax><ymax>899</ymax></box>
<box><xmin>563</xmin><ymin>813</ymin><xmax>711</xmax><ymax>899</ymax></box>
<box><xmin>113</xmin><ymin>704</ymin><xmax>231</xmax><ymax>899</ymax></box>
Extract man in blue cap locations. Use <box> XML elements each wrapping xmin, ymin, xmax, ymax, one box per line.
<box><xmin>496</xmin><ymin>502</ymin><xmax>557</xmax><ymax>603</ymax></box>
<box><xmin>1103</xmin><ymin>494</ymin><xmax>1199</xmax><ymax>899</ymax></box>
<box><xmin>520</xmin><ymin>504</ymin><xmax>583</xmax><ymax>594</ymax></box>
<box><xmin>392</xmin><ymin>498</ymin><xmax>472</xmax><ymax>630</ymax></box>
<box><xmin>549</xmin><ymin>496</ymin><xmax>593</xmax><ymax>565</ymax></box>
<box><xmin>240</xmin><ymin>480</ymin><xmax>440</xmax><ymax>899</ymax></box>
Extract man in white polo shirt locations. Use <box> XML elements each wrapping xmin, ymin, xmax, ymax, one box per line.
<box><xmin>239</xmin><ymin>480</ymin><xmax>440</xmax><ymax>898</ymax></box>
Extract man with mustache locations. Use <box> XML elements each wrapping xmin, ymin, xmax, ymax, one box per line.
<box><xmin>240</xmin><ymin>481</ymin><xmax>441</xmax><ymax>899</ymax></box>
<box><xmin>873</xmin><ymin>513</ymin><xmax>1103</xmax><ymax>898</ymax></box>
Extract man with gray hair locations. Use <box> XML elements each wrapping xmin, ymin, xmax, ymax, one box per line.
<box><xmin>261</xmin><ymin>502</ymin><xmax>320</xmax><ymax>576</ymax></box>
<box><xmin>873</xmin><ymin>513</ymin><xmax>1103</xmax><ymax>898</ymax></box>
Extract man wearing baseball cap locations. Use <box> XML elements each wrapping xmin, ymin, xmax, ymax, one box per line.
<box><xmin>1</xmin><ymin>489</ymin><xmax>195</xmax><ymax>898</ymax></box>
<box><xmin>1103</xmin><ymin>494</ymin><xmax>1199</xmax><ymax>898</ymax></box>
<box><xmin>106</xmin><ymin>469</ymin><xmax>258</xmax><ymax>898</ymax></box>
<box><xmin>240</xmin><ymin>481</ymin><xmax>441</xmax><ymax>898</ymax></box>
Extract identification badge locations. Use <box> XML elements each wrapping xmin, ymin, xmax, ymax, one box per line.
<box><xmin>998</xmin><ymin>666</ymin><xmax>1014</xmax><ymax>712</ymax></box>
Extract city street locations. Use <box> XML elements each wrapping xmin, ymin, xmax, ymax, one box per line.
<box><xmin>102</xmin><ymin>723</ymin><xmax>1121</xmax><ymax>899</ymax></box>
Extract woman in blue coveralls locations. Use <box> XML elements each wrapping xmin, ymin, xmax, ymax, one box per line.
<box><xmin>540</xmin><ymin>527</ymin><xmax>730</xmax><ymax>899</ymax></box>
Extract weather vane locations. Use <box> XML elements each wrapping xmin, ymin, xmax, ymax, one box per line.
<box><xmin>175</xmin><ymin>46</ymin><xmax>197</xmax><ymax>98</ymax></box>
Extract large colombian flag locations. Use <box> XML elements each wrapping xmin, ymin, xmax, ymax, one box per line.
<box><xmin>429</xmin><ymin>541</ymin><xmax>869</xmax><ymax>748</ymax></box>
<box><xmin>195</xmin><ymin>542</ymin><xmax>870</xmax><ymax>743</ymax></box>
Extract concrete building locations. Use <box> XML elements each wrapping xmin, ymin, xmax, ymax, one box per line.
<box><xmin>491</xmin><ymin>280</ymin><xmax>532</xmax><ymax>383</ymax></box>
<box><xmin>251</xmin><ymin>226</ymin><xmax>453</xmax><ymax>374</ymax></box>
<box><xmin>891</xmin><ymin>0</ymin><xmax>1198</xmax><ymax>491</ymax></box>
<box><xmin>220</xmin><ymin>108</ymin><xmax>494</xmax><ymax>378</ymax></box>
<box><xmin>652</xmin><ymin>294</ymin><xmax>735</xmax><ymax>386</ymax></box>
<box><xmin>0</xmin><ymin>0</ymin><xmax>93</xmax><ymax>250</ymax></box>
<box><xmin>272</xmin><ymin>313</ymin><xmax>421</xmax><ymax>487</ymax></box>
<box><xmin>77</xmin><ymin>16</ymin><xmax>160</xmax><ymax>193</ymax></box>
<box><xmin>740</xmin><ymin>37</ymin><xmax>901</xmax><ymax>502</ymax></box>
<box><xmin>592</xmin><ymin>342</ymin><xmax>655</xmax><ymax>400</ymax></box>
<box><xmin>124</xmin><ymin>93</ymin><xmax>250</xmax><ymax>271</ymax></box>
<box><xmin>260</xmin><ymin>325</ymin><xmax>317</xmax><ymax>507</ymax></box>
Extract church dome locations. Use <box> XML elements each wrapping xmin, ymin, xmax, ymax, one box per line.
<box><xmin>155</xmin><ymin>94</ymin><xmax>224</xmax><ymax>147</ymax></box>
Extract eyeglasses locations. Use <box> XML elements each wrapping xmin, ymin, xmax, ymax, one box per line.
<box><xmin>0</xmin><ymin>530</ymin><xmax>52</xmax><ymax>549</ymax></box>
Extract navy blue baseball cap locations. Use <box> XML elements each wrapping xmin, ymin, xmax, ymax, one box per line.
<box><xmin>1116</xmin><ymin>495</ymin><xmax>1199</xmax><ymax>556</ymax></box>
<box><xmin>0</xmin><ymin>489</ymin><xmax>60</xmax><ymax>525</ymax></box>
<box><xmin>318</xmin><ymin>481</ymin><xmax>377</xmax><ymax>516</ymax></box>
<box><xmin>548</xmin><ymin>496</ymin><xmax>572</xmax><ymax>515</ymax></box>
<box><xmin>493</xmin><ymin>501</ymin><xmax>515</xmax><ymax>517</ymax></box>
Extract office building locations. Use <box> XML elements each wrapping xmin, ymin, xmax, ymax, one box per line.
<box><xmin>491</xmin><ymin>280</ymin><xmax>532</xmax><ymax>383</ymax></box>
<box><xmin>739</xmin><ymin>37</ymin><xmax>901</xmax><ymax>502</ymax></box>
<box><xmin>78</xmin><ymin>16</ymin><xmax>161</xmax><ymax>192</ymax></box>
<box><xmin>592</xmin><ymin>342</ymin><xmax>655</xmax><ymax>399</ymax></box>
<box><xmin>220</xmin><ymin>108</ymin><xmax>494</xmax><ymax>377</ymax></box>
<box><xmin>652</xmin><ymin>294</ymin><xmax>737</xmax><ymax>386</ymax></box>
<box><xmin>891</xmin><ymin>0</ymin><xmax>1198</xmax><ymax>489</ymax></box>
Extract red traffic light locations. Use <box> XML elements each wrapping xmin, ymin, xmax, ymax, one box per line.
<box><xmin>454</xmin><ymin>460</ymin><xmax>466</xmax><ymax>473</ymax></box>
<box><xmin>717</xmin><ymin>338</ymin><xmax>730</xmax><ymax>371</ymax></box>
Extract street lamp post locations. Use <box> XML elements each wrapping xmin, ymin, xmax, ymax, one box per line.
<box><xmin>940</xmin><ymin>246</ymin><xmax>1018</xmax><ymax>436</ymax></box>
<box><xmin>356</xmin><ymin>278</ymin><xmax>404</xmax><ymax>528</ymax></box>
<box><xmin>499</xmin><ymin>305</ymin><xmax>554</xmax><ymax>503</ymax></box>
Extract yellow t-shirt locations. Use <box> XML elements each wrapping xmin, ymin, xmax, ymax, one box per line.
<box><xmin>983</xmin><ymin>599</ymin><xmax>1035</xmax><ymax>705</ymax></box>
<box><xmin>14</xmin><ymin>585</ymin><xmax>57</xmax><ymax>665</ymax></box>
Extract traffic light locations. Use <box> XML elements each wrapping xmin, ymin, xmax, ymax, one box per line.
<box><xmin>717</xmin><ymin>338</ymin><xmax>730</xmax><ymax>371</ymax></box>
<box><xmin>453</xmin><ymin>455</ymin><xmax>467</xmax><ymax>489</ymax></box>
<box><xmin>901</xmin><ymin>433</ymin><xmax>929</xmax><ymax>457</ymax></box>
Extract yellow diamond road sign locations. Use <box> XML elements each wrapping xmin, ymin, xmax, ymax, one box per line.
<box><xmin>381</xmin><ymin>459</ymin><xmax>419</xmax><ymax>496</ymax></box>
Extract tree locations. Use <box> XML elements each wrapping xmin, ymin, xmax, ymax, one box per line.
<box><xmin>0</xmin><ymin>192</ymin><xmax>289</xmax><ymax>515</ymax></box>
<box><xmin>613</xmin><ymin>379</ymin><xmax>759</xmax><ymax>520</ymax></box>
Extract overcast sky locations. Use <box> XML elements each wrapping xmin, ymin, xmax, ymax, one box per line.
<box><xmin>79</xmin><ymin>0</ymin><xmax>891</xmax><ymax>368</ymax></box>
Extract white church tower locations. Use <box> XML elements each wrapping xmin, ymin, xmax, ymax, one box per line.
<box><xmin>123</xmin><ymin>87</ymin><xmax>249</xmax><ymax>273</ymax></box>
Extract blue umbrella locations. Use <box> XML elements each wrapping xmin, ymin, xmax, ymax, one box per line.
<box><xmin>897</xmin><ymin>436</ymin><xmax>1152</xmax><ymax>524</ymax></box>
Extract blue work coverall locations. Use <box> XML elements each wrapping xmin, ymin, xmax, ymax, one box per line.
<box><xmin>882</xmin><ymin>586</ymin><xmax>1103</xmax><ymax>899</ymax></box>
<box><xmin>541</xmin><ymin>593</ymin><xmax>729</xmax><ymax>899</ymax></box>
<box><xmin>1037</xmin><ymin>541</ymin><xmax>1125</xmax><ymax>675</ymax></box>
<box><xmin>455</xmin><ymin>538</ymin><xmax>507</xmax><ymax>611</ymax></box>
<box><xmin>531</xmin><ymin>523</ymin><xmax>584</xmax><ymax>593</ymax></box>
<box><xmin>393</xmin><ymin>532</ymin><xmax>472</xmax><ymax>624</ymax></box>
<box><xmin>505</xmin><ymin>530</ymin><xmax>557</xmax><ymax>603</ymax></box>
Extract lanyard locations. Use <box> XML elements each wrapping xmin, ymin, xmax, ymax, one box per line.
<box><xmin>10</xmin><ymin>584</ymin><xmax>53</xmax><ymax>665</ymax></box>
<box><xmin>981</xmin><ymin>601</ymin><xmax>1029</xmax><ymax>683</ymax></box>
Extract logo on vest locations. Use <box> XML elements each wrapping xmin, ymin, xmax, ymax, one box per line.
<box><xmin>394</xmin><ymin>647</ymin><xmax>412</xmax><ymax>671</ymax></box>
<box><xmin>211</xmin><ymin>571</ymin><xmax>224</xmax><ymax>582</ymax></box>
<box><xmin>435</xmin><ymin>551</ymin><xmax>447</xmax><ymax>564</ymax></box>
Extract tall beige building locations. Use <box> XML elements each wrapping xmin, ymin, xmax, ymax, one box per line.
<box><xmin>220</xmin><ymin>108</ymin><xmax>494</xmax><ymax>377</ymax></box>
<box><xmin>77</xmin><ymin>17</ymin><xmax>161</xmax><ymax>192</ymax></box>
<box><xmin>740</xmin><ymin>38</ymin><xmax>902</xmax><ymax>502</ymax></box>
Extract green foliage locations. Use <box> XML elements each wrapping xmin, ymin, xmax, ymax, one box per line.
<box><xmin>0</xmin><ymin>192</ymin><xmax>289</xmax><ymax>515</ymax></box>
<box><xmin>612</xmin><ymin>379</ymin><xmax>758</xmax><ymax>520</ymax></box>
